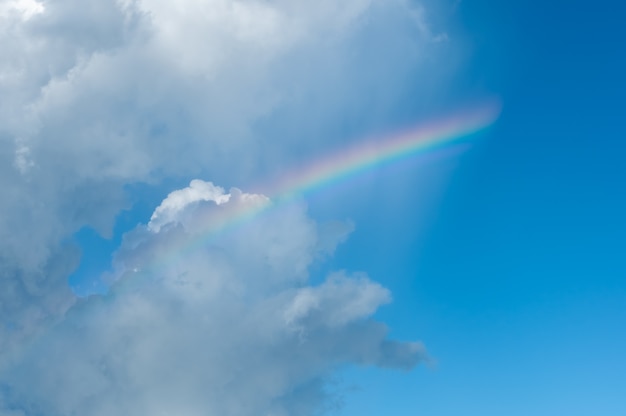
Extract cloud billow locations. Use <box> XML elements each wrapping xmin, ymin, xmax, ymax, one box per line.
<box><xmin>0</xmin><ymin>181</ymin><xmax>427</xmax><ymax>416</ymax></box>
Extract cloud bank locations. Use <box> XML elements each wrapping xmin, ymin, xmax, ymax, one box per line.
<box><xmin>0</xmin><ymin>181</ymin><xmax>427</xmax><ymax>416</ymax></box>
<box><xmin>0</xmin><ymin>0</ymin><xmax>451</xmax><ymax>348</ymax></box>
<box><xmin>0</xmin><ymin>0</ymin><xmax>456</xmax><ymax>413</ymax></box>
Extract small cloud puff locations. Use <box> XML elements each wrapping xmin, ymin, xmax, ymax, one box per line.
<box><xmin>13</xmin><ymin>139</ymin><xmax>35</xmax><ymax>175</ymax></box>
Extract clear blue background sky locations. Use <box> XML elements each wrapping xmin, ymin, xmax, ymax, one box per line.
<box><xmin>335</xmin><ymin>0</ymin><xmax>626</xmax><ymax>414</ymax></box>
<box><xmin>68</xmin><ymin>0</ymin><xmax>625</xmax><ymax>414</ymax></box>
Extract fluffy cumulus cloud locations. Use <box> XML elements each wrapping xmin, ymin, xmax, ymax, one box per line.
<box><xmin>0</xmin><ymin>0</ymin><xmax>454</xmax><ymax>413</ymax></box>
<box><xmin>0</xmin><ymin>181</ymin><xmax>427</xmax><ymax>416</ymax></box>
<box><xmin>0</xmin><ymin>0</ymin><xmax>451</xmax><ymax>346</ymax></box>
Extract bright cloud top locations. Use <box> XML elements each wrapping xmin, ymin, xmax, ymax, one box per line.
<box><xmin>0</xmin><ymin>181</ymin><xmax>427</xmax><ymax>416</ymax></box>
<box><xmin>0</xmin><ymin>0</ymin><xmax>44</xmax><ymax>20</ymax></box>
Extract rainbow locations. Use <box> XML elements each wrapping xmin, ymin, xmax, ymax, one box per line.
<box><xmin>111</xmin><ymin>100</ymin><xmax>501</xmax><ymax>292</ymax></box>
<box><xmin>260</xmin><ymin>100</ymin><xmax>501</xmax><ymax>199</ymax></box>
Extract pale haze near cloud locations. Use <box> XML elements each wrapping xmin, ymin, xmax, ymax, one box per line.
<box><xmin>0</xmin><ymin>0</ymin><xmax>455</xmax><ymax>413</ymax></box>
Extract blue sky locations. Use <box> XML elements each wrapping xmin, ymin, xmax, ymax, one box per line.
<box><xmin>1</xmin><ymin>0</ymin><xmax>625</xmax><ymax>415</ymax></box>
<box><xmin>335</xmin><ymin>1</ymin><xmax>626</xmax><ymax>414</ymax></box>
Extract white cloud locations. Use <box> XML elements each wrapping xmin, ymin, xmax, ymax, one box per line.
<box><xmin>148</xmin><ymin>179</ymin><xmax>235</xmax><ymax>232</ymax></box>
<box><xmin>0</xmin><ymin>181</ymin><xmax>427</xmax><ymax>416</ymax></box>
<box><xmin>0</xmin><ymin>0</ymin><xmax>453</xmax><ymax>355</ymax></box>
<box><xmin>0</xmin><ymin>0</ymin><xmax>457</xmax><ymax>412</ymax></box>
